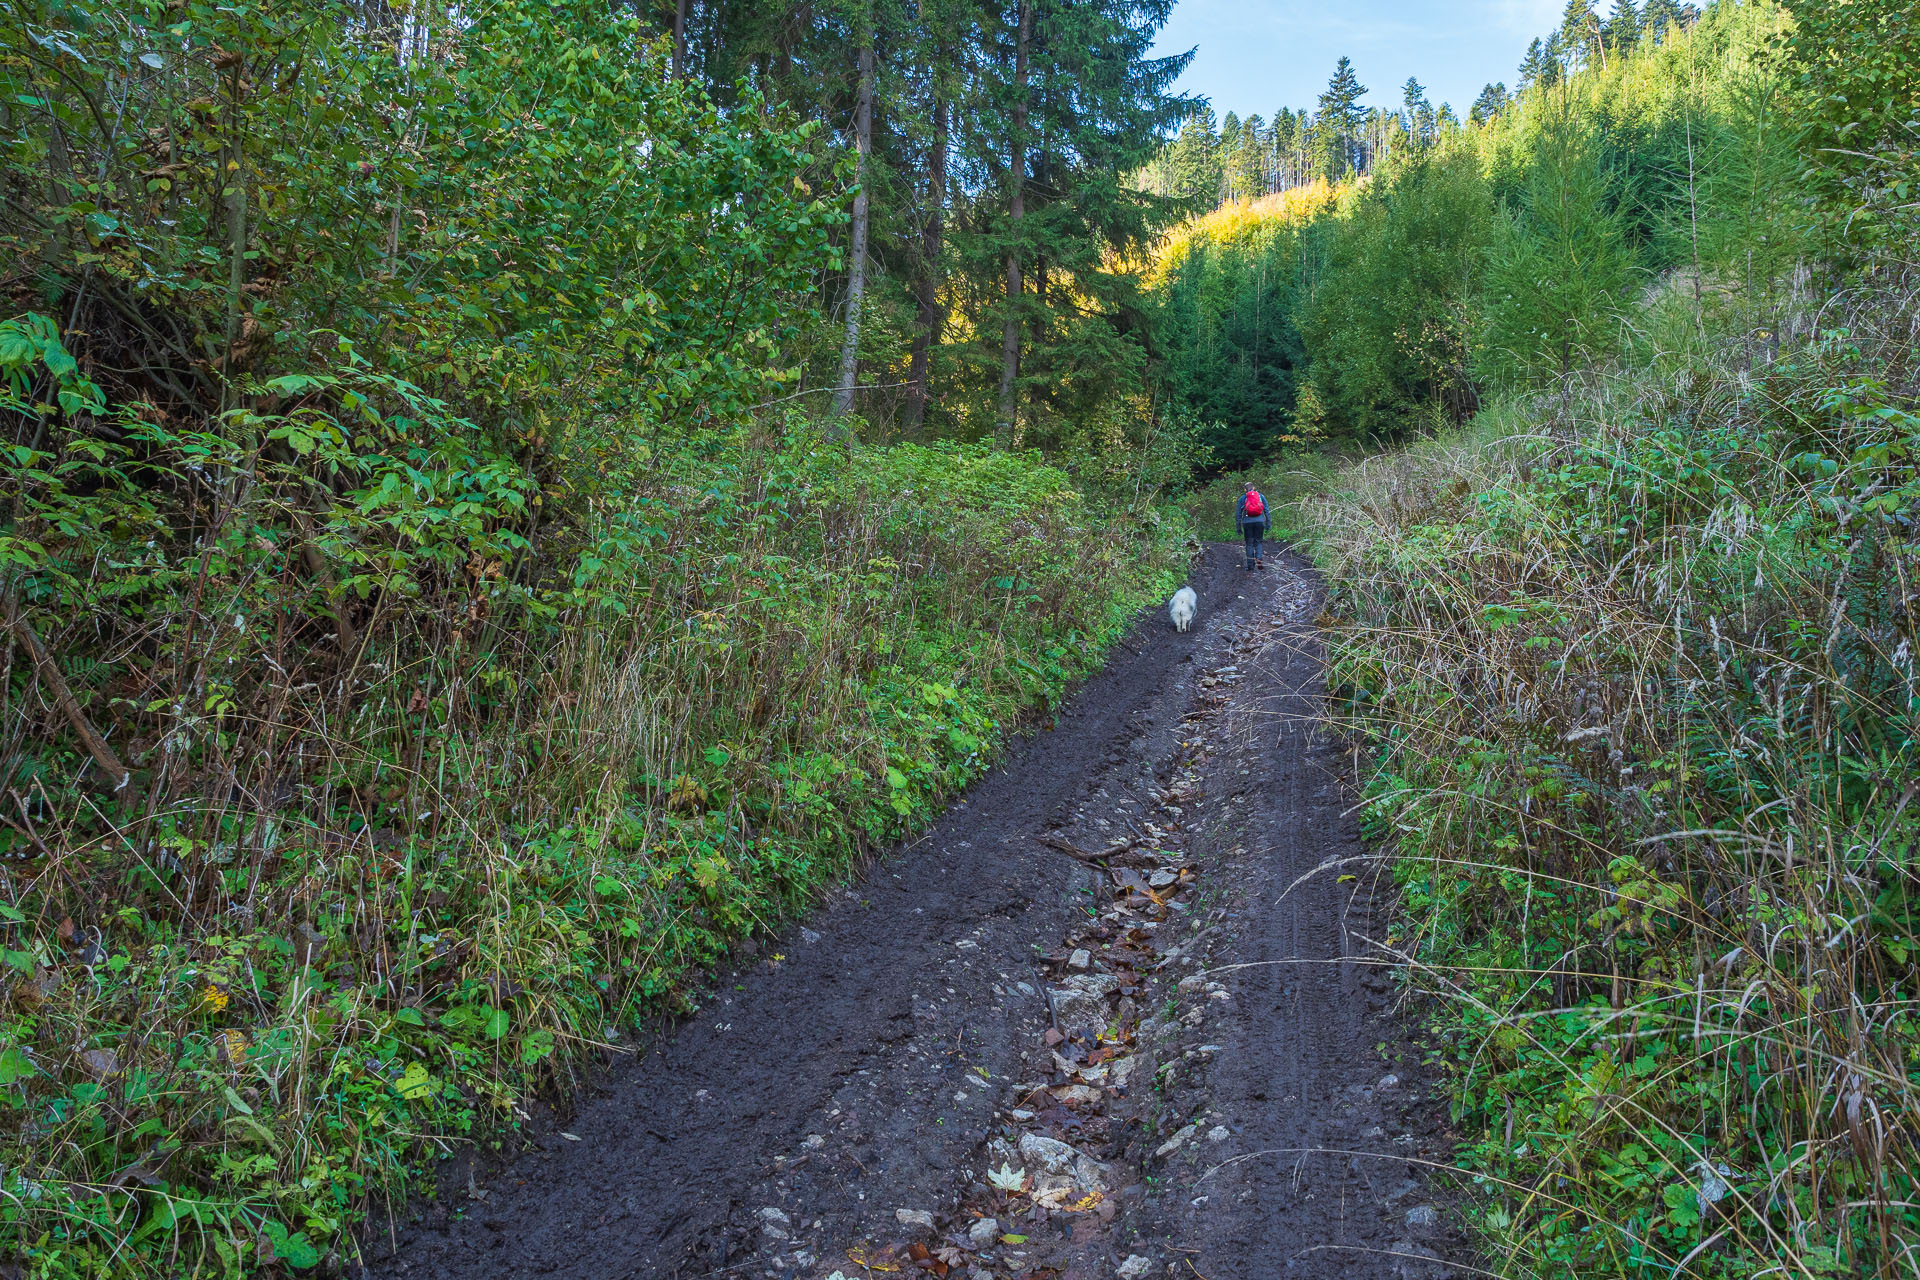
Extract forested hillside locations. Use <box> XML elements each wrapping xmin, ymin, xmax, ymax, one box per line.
<box><xmin>1144</xmin><ymin>0</ymin><xmax>1920</xmax><ymax>1274</ymax></box>
<box><xmin>0</xmin><ymin>0</ymin><xmax>1191</xmax><ymax>1273</ymax></box>
<box><xmin>1147</xmin><ymin>0</ymin><xmax>1763</xmax><ymax>467</ymax></box>
<box><xmin>6</xmin><ymin>0</ymin><xmax>1919</xmax><ymax>1274</ymax></box>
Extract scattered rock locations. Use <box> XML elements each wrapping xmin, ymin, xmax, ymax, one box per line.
<box><xmin>799</xmin><ymin>928</ymin><xmax>821</xmax><ymax>944</ymax></box>
<box><xmin>1206</xmin><ymin>1125</ymin><xmax>1231</xmax><ymax>1143</ymax></box>
<box><xmin>967</xmin><ymin>1217</ymin><xmax>1000</xmax><ymax>1247</ymax></box>
<box><xmin>1066</xmin><ymin>948</ymin><xmax>1091</xmax><ymax>970</ymax></box>
<box><xmin>1154</xmin><ymin>1122</ymin><xmax>1198</xmax><ymax>1158</ymax></box>
<box><xmin>1017</xmin><ymin>1134</ymin><xmax>1081</xmax><ymax>1175</ymax></box>
<box><xmin>1405</xmin><ymin>1204</ymin><xmax>1439</xmax><ymax>1227</ymax></box>
<box><xmin>1148</xmin><ymin>869</ymin><xmax>1178</xmax><ymax>889</ymax></box>
<box><xmin>894</xmin><ymin>1207</ymin><xmax>936</xmax><ymax>1234</ymax></box>
<box><xmin>1116</xmin><ymin>1255</ymin><xmax>1153</xmax><ymax>1279</ymax></box>
<box><xmin>1378</xmin><ymin>1072</ymin><xmax>1401</xmax><ymax>1089</ymax></box>
<box><xmin>79</xmin><ymin>1048</ymin><xmax>119</xmax><ymax>1080</ymax></box>
<box><xmin>1049</xmin><ymin>973</ymin><xmax>1121</xmax><ymax>1037</ymax></box>
<box><xmin>757</xmin><ymin>1206</ymin><xmax>790</xmax><ymax>1239</ymax></box>
<box><xmin>1017</xmin><ymin>1133</ymin><xmax>1110</xmax><ymax>1202</ymax></box>
<box><xmin>292</xmin><ymin>922</ymin><xmax>326</xmax><ymax>967</ymax></box>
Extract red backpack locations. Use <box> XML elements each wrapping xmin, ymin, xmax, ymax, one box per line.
<box><xmin>1243</xmin><ymin>490</ymin><xmax>1266</xmax><ymax>517</ymax></box>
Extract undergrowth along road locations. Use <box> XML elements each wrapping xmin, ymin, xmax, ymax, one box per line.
<box><xmin>364</xmin><ymin>544</ymin><xmax>1462</xmax><ymax>1280</ymax></box>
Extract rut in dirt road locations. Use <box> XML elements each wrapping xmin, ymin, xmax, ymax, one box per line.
<box><xmin>360</xmin><ymin>546</ymin><xmax>1461</xmax><ymax>1280</ymax></box>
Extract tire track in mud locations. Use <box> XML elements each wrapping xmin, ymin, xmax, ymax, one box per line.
<box><xmin>360</xmin><ymin>546</ymin><xmax>1463</xmax><ymax>1280</ymax></box>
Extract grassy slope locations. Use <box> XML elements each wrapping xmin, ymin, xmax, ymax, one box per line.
<box><xmin>1</xmin><ymin>427</ymin><xmax>1186</xmax><ymax>1277</ymax></box>
<box><xmin>1298</xmin><ymin>279</ymin><xmax>1920</xmax><ymax>1276</ymax></box>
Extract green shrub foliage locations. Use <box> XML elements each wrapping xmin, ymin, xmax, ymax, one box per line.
<box><xmin>0</xmin><ymin>0</ymin><xmax>1186</xmax><ymax>1273</ymax></box>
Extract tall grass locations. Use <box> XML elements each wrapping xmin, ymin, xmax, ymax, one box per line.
<box><xmin>1299</xmin><ymin>274</ymin><xmax>1920</xmax><ymax>1277</ymax></box>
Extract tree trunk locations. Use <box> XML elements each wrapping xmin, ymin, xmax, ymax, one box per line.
<box><xmin>672</xmin><ymin>0</ymin><xmax>687</xmax><ymax>78</ymax></box>
<box><xmin>830</xmin><ymin>40</ymin><xmax>874</xmax><ymax>423</ymax></box>
<box><xmin>995</xmin><ymin>0</ymin><xmax>1032</xmax><ymax>447</ymax></box>
<box><xmin>1029</xmin><ymin>253</ymin><xmax>1047</xmax><ymax>415</ymax></box>
<box><xmin>221</xmin><ymin>54</ymin><xmax>248</xmax><ymax>398</ymax></box>
<box><xmin>903</xmin><ymin>88</ymin><xmax>948</xmax><ymax>435</ymax></box>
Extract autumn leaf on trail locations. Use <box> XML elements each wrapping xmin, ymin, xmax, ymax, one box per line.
<box><xmin>905</xmin><ymin>1242</ymin><xmax>950</xmax><ymax>1275</ymax></box>
<box><xmin>987</xmin><ymin>1162</ymin><xmax>1029</xmax><ymax>1193</ymax></box>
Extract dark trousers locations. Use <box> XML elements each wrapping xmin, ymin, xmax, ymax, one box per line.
<box><xmin>1243</xmin><ymin>526</ymin><xmax>1264</xmax><ymax>568</ymax></box>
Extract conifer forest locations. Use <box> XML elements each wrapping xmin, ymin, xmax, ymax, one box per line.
<box><xmin>1</xmin><ymin>0</ymin><xmax>1917</xmax><ymax>1276</ymax></box>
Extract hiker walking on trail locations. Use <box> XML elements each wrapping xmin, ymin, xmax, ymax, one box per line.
<box><xmin>1237</xmin><ymin>482</ymin><xmax>1270</xmax><ymax>571</ymax></box>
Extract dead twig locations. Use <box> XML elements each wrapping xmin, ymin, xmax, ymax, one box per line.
<box><xmin>3</xmin><ymin>598</ymin><xmax>131</xmax><ymax>792</ymax></box>
<box><xmin>1035</xmin><ymin>833</ymin><xmax>1159</xmax><ymax>869</ymax></box>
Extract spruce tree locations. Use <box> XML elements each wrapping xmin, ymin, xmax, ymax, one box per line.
<box><xmin>1268</xmin><ymin>110</ymin><xmax>1300</xmax><ymax>190</ymax></box>
<box><xmin>986</xmin><ymin>0</ymin><xmax>1189</xmax><ymax>439</ymax></box>
<box><xmin>1518</xmin><ymin>38</ymin><xmax>1549</xmax><ymax>91</ymax></box>
<box><xmin>1694</xmin><ymin>68</ymin><xmax>1815</xmax><ymax>334</ymax></box>
<box><xmin>1559</xmin><ymin>0</ymin><xmax>1602</xmax><ymax>69</ymax></box>
<box><xmin>1478</xmin><ymin>107</ymin><xmax>1634</xmax><ymax>395</ymax></box>
<box><xmin>1641</xmin><ymin>0</ymin><xmax>1681</xmax><ymax>44</ymax></box>
<box><xmin>1165</xmin><ymin>109</ymin><xmax>1223</xmax><ymax>202</ymax></box>
<box><xmin>1231</xmin><ymin>114</ymin><xmax>1268</xmax><ymax>200</ymax></box>
<box><xmin>1541</xmin><ymin>33</ymin><xmax>1566</xmax><ymax>86</ymax></box>
<box><xmin>1402</xmin><ymin>77</ymin><xmax>1436</xmax><ymax>147</ymax></box>
<box><xmin>1470</xmin><ymin>83</ymin><xmax>1511</xmax><ymax>126</ymax></box>
<box><xmin>1315</xmin><ymin>57</ymin><xmax>1368</xmax><ymax>181</ymax></box>
<box><xmin>1605</xmin><ymin>0</ymin><xmax>1641</xmax><ymax>54</ymax></box>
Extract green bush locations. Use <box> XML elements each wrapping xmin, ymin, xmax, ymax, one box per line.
<box><xmin>0</xmin><ymin>1</ymin><xmax>1191</xmax><ymax>1268</ymax></box>
<box><xmin>0</xmin><ymin>313</ymin><xmax>1184</xmax><ymax>1273</ymax></box>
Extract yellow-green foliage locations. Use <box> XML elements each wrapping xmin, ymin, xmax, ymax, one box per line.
<box><xmin>1145</xmin><ymin>180</ymin><xmax>1348</xmax><ymax>290</ymax></box>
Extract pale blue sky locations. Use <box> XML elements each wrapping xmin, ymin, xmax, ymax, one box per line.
<box><xmin>1151</xmin><ymin>0</ymin><xmax>1564</xmax><ymax>121</ymax></box>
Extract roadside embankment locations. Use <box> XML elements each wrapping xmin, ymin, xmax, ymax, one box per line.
<box><xmin>1297</xmin><ymin>280</ymin><xmax>1920</xmax><ymax>1276</ymax></box>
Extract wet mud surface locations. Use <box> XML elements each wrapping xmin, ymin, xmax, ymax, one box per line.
<box><xmin>360</xmin><ymin>545</ymin><xmax>1464</xmax><ymax>1280</ymax></box>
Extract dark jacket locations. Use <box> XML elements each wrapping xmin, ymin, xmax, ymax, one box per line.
<box><xmin>1237</xmin><ymin>492</ymin><xmax>1270</xmax><ymax>534</ymax></box>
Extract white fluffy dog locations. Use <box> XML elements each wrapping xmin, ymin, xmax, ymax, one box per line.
<box><xmin>1169</xmin><ymin>585</ymin><xmax>1197</xmax><ymax>632</ymax></box>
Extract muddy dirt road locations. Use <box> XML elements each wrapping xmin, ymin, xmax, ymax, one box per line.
<box><xmin>361</xmin><ymin>546</ymin><xmax>1462</xmax><ymax>1280</ymax></box>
